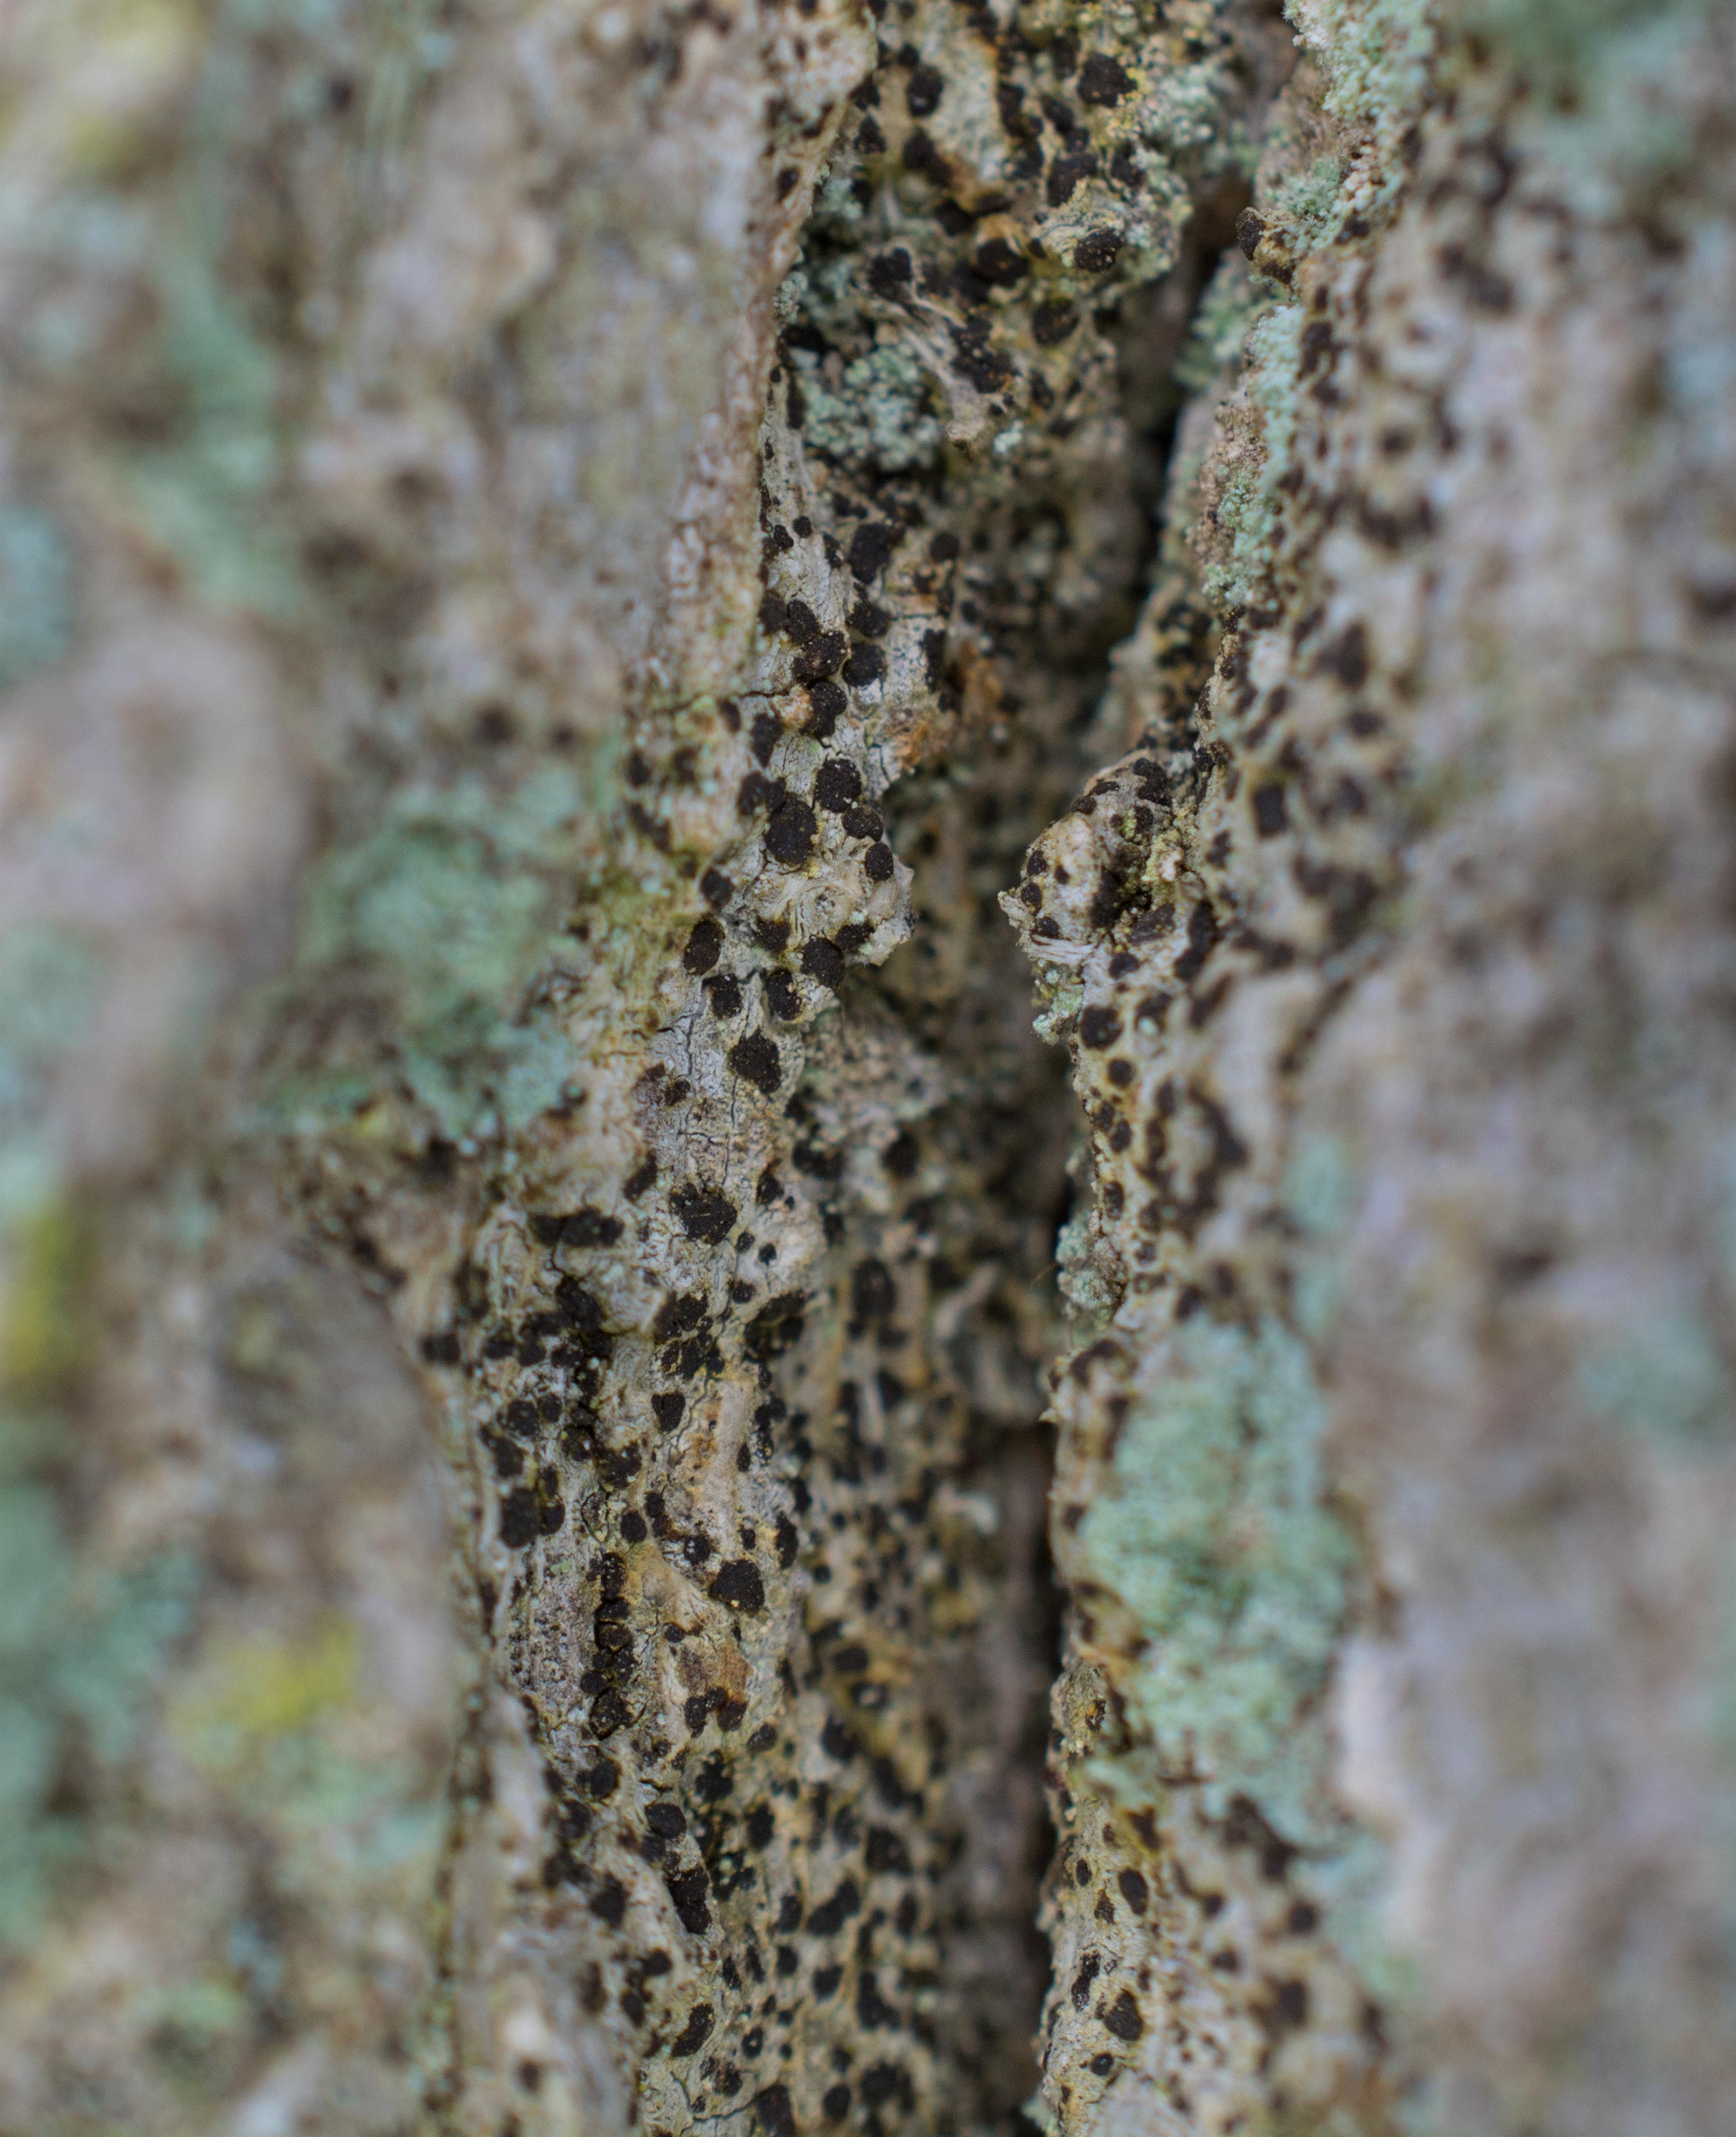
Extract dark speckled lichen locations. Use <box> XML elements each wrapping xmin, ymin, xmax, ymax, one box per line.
<box><xmin>1010</xmin><ymin>4</ymin><xmax>1736</xmax><ymax>2134</ymax></box>
<box><xmin>320</xmin><ymin>5</ymin><xmax>1303</xmax><ymax>2124</ymax></box>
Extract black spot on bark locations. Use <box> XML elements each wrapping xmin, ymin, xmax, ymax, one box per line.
<box><xmin>671</xmin><ymin>2004</ymin><xmax>714</xmax><ymax>2055</ymax></box>
<box><xmin>1102</xmin><ymin>1990</ymin><xmax>1143</xmax><ymax>2041</ymax></box>
<box><xmin>730</xmin><ymin>1031</ymin><xmax>783</xmax><ymax>1094</ymax></box>
<box><xmin>589</xmin><ymin>1876</ymin><xmax>628</xmax><ymax>1926</ymax></box>
<box><xmin>1046</xmin><ymin>152</ymin><xmax>1096</xmax><ymax>207</ymax></box>
<box><xmin>1074</xmin><ymin>227</ymin><xmax>1123</xmax><ymax>274</ymax></box>
<box><xmin>807</xmin><ymin>680</ymin><xmax>846</xmax><ymax>737</ymax></box>
<box><xmin>1173</xmin><ymin>901</ymin><xmax>1219</xmax><ymax>982</ymax></box>
<box><xmin>754</xmin><ymin>2082</ymin><xmax>797</xmax><ymax>2137</ymax></box>
<box><xmin>1268</xmin><ymin>1978</ymin><xmax>1311</xmax><ymax>2031</ymax></box>
<box><xmin>793</xmin><ymin>630</ymin><xmax>848</xmax><ymax>685</ymax></box>
<box><xmin>1252</xmin><ymin>783</ymin><xmax>1288</xmax><ymax>836</ymax></box>
<box><xmin>815</xmin><ymin>759</ymin><xmax>864</xmax><ymax>811</ymax></box>
<box><xmin>746</xmin><ymin>1293</ymin><xmax>807</xmax><ymax>1361</ymax></box>
<box><xmin>764</xmin><ymin>969</ymin><xmax>802</xmax><ymax>1021</ymax></box>
<box><xmin>865</xmin><ymin>1826</ymin><xmax>912</xmax><ymax>1873</ymax></box>
<box><xmin>684</xmin><ymin>915</ymin><xmax>724</xmax><ymax>972</ymax></box>
<box><xmin>500</xmin><ymin>1489</ymin><xmax>541</xmax><ymax>1548</ymax></box>
<box><xmin>672</xmin><ymin>1185</ymin><xmax>739</xmax><ymax>1244</ymax></box>
<box><xmin>848</xmin><ymin>519</ymin><xmax>898</xmax><ymax>580</ymax></box>
<box><xmin>973</xmin><ymin>236</ymin><xmax>1026</xmax><ymax>286</ymax></box>
<box><xmin>867</xmin><ymin>251</ymin><xmax>911</xmax><ymax>299</ymax></box>
<box><xmin>843</xmin><ymin>641</ymin><xmax>885</xmax><ymax>688</ymax></box>
<box><xmin>653</xmin><ymin>1293</ymin><xmax>709</xmax><ymax>1342</ymax></box>
<box><xmin>861</xmin><ymin>2063</ymin><xmax>907</xmax><ymax>2108</ymax></box>
<box><xmin>667</xmin><ymin>1866</ymin><xmax>712</xmax><ymax>1934</ymax></box>
<box><xmin>905</xmin><ymin>63</ymin><xmax>944</xmax><ymax>115</ymax></box>
<box><xmin>710</xmin><ymin>1559</ymin><xmax>766</xmax><ymax>1611</ymax></box>
<box><xmin>765</xmin><ymin>798</ymin><xmax>818</xmax><ymax>865</ymax></box>
<box><xmin>809</xmin><ymin>1879</ymin><xmax>861</xmax><ymax>1934</ymax></box>
<box><xmin>1325</xmin><ymin>621</ymin><xmax>1370</xmax><ymax>688</ymax></box>
<box><xmin>1076</xmin><ymin>51</ymin><xmax>1132</xmax><ymax>105</ymax></box>
<box><xmin>851</xmin><ymin>1257</ymin><xmax>896</xmax><ymax>1322</ymax></box>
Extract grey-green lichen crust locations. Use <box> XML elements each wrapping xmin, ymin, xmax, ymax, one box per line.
<box><xmin>1009</xmin><ymin>3</ymin><xmax>1736</xmax><ymax>2135</ymax></box>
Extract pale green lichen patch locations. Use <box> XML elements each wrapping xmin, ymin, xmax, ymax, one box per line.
<box><xmin>1579</xmin><ymin>1309</ymin><xmax>1731</xmax><ymax>1446</ymax></box>
<box><xmin>0</xmin><ymin>1457</ymin><xmax>199</xmax><ymax>1949</ymax></box>
<box><xmin>118</xmin><ymin>242</ymin><xmax>289</xmax><ymax>617</ymax></box>
<box><xmin>789</xmin><ymin>339</ymin><xmax>946</xmax><ymax>473</ymax></box>
<box><xmin>1078</xmin><ymin>1316</ymin><xmax>1357</xmax><ymax>1846</ymax></box>
<box><xmin>0</xmin><ymin>508</ymin><xmax>76</xmax><ymax>690</ymax></box>
<box><xmin>289</xmin><ymin>765</ymin><xmax>598</xmax><ymax>1137</ymax></box>
<box><xmin>1287</xmin><ymin>0</ymin><xmax>1435</xmax><ymax>183</ymax></box>
<box><xmin>1285</xmin><ymin>1133</ymin><xmax>1361</xmax><ymax>1339</ymax></box>
<box><xmin>1205</xmin><ymin>301</ymin><xmax>1306</xmax><ymax>610</ymax></box>
<box><xmin>0</xmin><ymin>923</ymin><xmax>104</xmax><ymax>1149</ymax></box>
<box><xmin>1459</xmin><ymin>0</ymin><xmax>1708</xmax><ymax>83</ymax></box>
<box><xmin>1175</xmin><ymin>254</ymin><xmax>1273</xmax><ymax>395</ymax></box>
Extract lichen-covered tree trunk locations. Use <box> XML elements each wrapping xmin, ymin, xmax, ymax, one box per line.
<box><xmin>4</xmin><ymin>2</ymin><xmax>1735</xmax><ymax>2135</ymax></box>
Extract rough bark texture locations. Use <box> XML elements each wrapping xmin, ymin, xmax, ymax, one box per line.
<box><xmin>3</xmin><ymin>4</ymin><xmax>1734</xmax><ymax>2137</ymax></box>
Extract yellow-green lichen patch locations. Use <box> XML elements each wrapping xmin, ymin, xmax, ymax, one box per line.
<box><xmin>0</xmin><ymin>1195</ymin><xmax>95</xmax><ymax>1398</ymax></box>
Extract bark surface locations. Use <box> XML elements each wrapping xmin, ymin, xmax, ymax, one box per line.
<box><xmin>1</xmin><ymin>4</ymin><xmax>1733</xmax><ymax>2137</ymax></box>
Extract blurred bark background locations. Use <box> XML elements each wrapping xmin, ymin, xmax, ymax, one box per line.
<box><xmin>1</xmin><ymin>2</ymin><xmax>1733</xmax><ymax>2135</ymax></box>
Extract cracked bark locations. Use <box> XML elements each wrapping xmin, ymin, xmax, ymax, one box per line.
<box><xmin>3</xmin><ymin>4</ymin><xmax>1735</xmax><ymax>2137</ymax></box>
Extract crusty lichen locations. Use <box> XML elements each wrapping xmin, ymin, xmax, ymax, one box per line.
<box><xmin>333</xmin><ymin>1</ymin><xmax>1299</xmax><ymax>2120</ymax></box>
<box><xmin>1075</xmin><ymin>1317</ymin><xmax>1356</xmax><ymax>1845</ymax></box>
<box><xmin>1011</xmin><ymin>3</ymin><xmax>1736</xmax><ymax>2135</ymax></box>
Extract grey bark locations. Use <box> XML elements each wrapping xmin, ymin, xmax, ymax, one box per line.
<box><xmin>1</xmin><ymin>4</ymin><xmax>1733</xmax><ymax>2137</ymax></box>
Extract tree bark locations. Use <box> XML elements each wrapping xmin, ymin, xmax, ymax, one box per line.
<box><xmin>2</xmin><ymin>4</ymin><xmax>1733</xmax><ymax>2136</ymax></box>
